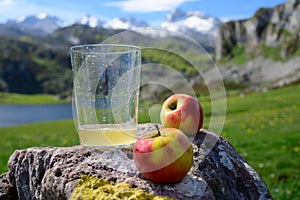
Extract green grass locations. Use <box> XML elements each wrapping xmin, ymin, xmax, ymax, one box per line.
<box><xmin>218</xmin><ymin>84</ymin><xmax>300</xmax><ymax>199</ymax></box>
<box><xmin>229</xmin><ymin>45</ymin><xmax>247</xmax><ymax>65</ymax></box>
<box><xmin>218</xmin><ymin>45</ymin><xmax>247</xmax><ymax>65</ymax></box>
<box><xmin>0</xmin><ymin>84</ymin><xmax>300</xmax><ymax>199</ymax></box>
<box><xmin>261</xmin><ymin>45</ymin><xmax>283</xmax><ymax>62</ymax></box>
<box><xmin>0</xmin><ymin>92</ymin><xmax>68</xmax><ymax>104</ymax></box>
<box><xmin>0</xmin><ymin>120</ymin><xmax>78</xmax><ymax>173</ymax></box>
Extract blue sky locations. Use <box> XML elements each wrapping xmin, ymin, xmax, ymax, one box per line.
<box><xmin>0</xmin><ymin>0</ymin><xmax>287</xmax><ymax>25</ymax></box>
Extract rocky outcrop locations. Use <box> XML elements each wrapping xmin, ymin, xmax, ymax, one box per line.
<box><xmin>216</xmin><ymin>0</ymin><xmax>300</xmax><ymax>61</ymax></box>
<box><xmin>0</xmin><ymin>124</ymin><xmax>272</xmax><ymax>200</ymax></box>
<box><xmin>212</xmin><ymin>0</ymin><xmax>300</xmax><ymax>90</ymax></box>
<box><xmin>203</xmin><ymin>56</ymin><xmax>300</xmax><ymax>91</ymax></box>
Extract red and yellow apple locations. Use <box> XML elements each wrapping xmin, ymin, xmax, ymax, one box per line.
<box><xmin>160</xmin><ymin>94</ymin><xmax>203</xmax><ymax>135</ymax></box>
<box><xmin>133</xmin><ymin>126</ymin><xmax>193</xmax><ymax>183</ymax></box>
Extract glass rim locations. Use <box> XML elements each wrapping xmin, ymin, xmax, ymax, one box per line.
<box><xmin>70</xmin><ymin>43</ymin><xmax>141</xmax><ymax>54</ymax></box>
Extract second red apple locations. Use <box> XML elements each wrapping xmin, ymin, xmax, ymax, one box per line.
<box><xmin>160</xmin><ymin>94</ymin><xmax>203</xmax><ymax>135</ymax></box>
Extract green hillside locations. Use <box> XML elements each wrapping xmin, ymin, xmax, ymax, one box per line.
<box><xmin>0</xmin><ymin>83</ymin><xmax>299</xmax><ymax>199</ymax></box>
<box><xmin>0</xmin><ymin>26</ymin><xmax>205</xmax><ymax>98</ymax></box>
<box><xmin>0</xmin><ymin>35</ymin><xmax>72</xmax><ymax>97</ymax></box>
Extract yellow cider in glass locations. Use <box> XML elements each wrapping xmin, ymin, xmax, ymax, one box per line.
<box><xmin>78</xmin><ymin>124</ymin><xmax>137</xmax><ymax>147</ymax></box>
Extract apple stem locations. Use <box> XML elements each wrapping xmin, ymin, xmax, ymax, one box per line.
<box><xmin>154</xmin><ymin>124</ymin><xmax>161</xmax><ymax>136</ymax></box>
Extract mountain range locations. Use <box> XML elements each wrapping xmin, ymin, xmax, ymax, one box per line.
<box><xmin>0</xmin><ymin>9</ymin><xmax>222</xmax><ymax>48</ymax></box>
<box><xmin>3</xmin><ymin>13</ymin><xmax>63</xmax><ymax>35</ymax></box>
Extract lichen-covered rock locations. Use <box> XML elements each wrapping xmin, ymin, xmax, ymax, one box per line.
<box><xmin>70</xmin><ymin>174</ymin><xmax>174</xmax><ymax>200</ymax></box>
<box><xmin>0</xmin><ymin>124</ymin><xmax>272</xmax><ymax>200</ymax></box>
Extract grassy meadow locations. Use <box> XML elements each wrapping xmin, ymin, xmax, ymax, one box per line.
<box><xmin>0</xmin><ymin>92</ymin><xmax>68</xmax><ymax>104</ymax></box>
<box><xmin>0</xmin><ymin>84</ymin><xmax>299</xmax><ymax>199</ymax></box>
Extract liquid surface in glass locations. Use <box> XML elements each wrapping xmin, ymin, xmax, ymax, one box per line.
<box><xmin>78</xmin><ymin>124</ymin><xmax>137</xmax><ymax>147</ymax></box>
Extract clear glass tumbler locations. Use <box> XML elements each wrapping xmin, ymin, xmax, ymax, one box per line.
<box><xmin>70</xmin><ymin>44</ymin><xmax>141</xmax><ymax>147</ymax></box>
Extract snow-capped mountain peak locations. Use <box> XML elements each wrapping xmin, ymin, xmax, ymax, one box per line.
<box><xmin>37</xmin><ymin>12</ymin><xmax>48</xmax><ymax>20</ymax></box>
<box><xmin>103</xmin><ymin>17</ymin><xmax>148</xmax><ymax>30</ymax></box>
<box><xmin>166</xmin><ymin>9</ymin><xmax>208</xmax><ymax>22</ymax></box>
<box><xmin>166</xmin><ymin>9</ymin><xmax>186</xmax><ymax>22</ymax></box>
<box><xmin>5</xmin><ymin>14</ymin><xmax>63</xmax><ymax>34</ymax></box>
<box><xmin>79</xmin><ymin>15</ymin><xmax>102</xmax><ymax>28</ymax></box>
<box><xmin>162</xmin><ymin>9</ymin><xmax>222</xmax><ymax>36</ymax></box>
<box><xmin>15</xmin><ymin>16</ymin><xmax>26</xmax><ymax>23</ymax></box>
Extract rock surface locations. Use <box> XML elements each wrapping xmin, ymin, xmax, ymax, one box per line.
<box><xmin>216</xmin><ymin>0</ymin><xmax>300</xmax><ymax>61</ymax></box>
<box><xmin>0</xmin><ymin>124</ymin><xmax>272</xmax><ymax>200</ymax></box>
<box><xmin>211</xmin><ymin>0</ymin><xmax>300</xmax><ymax>91</ymax></box>
<box><xmin>203</xmin><ymin>56</ymin><xmax>300</xmax><ymax>91</ymax></box>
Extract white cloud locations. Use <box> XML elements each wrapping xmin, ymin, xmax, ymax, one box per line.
<box><xmin>0</xmin><ymin>0</ymin><xmax>15</xmax><ymax>5</ymax></box>
<box><xmin>0</xmin><ymin>0</ymin><xmax>86</xmax><ymax>23</ymax></box>
<box><xmin>107</xmin><ymin>0</ymin><xmax>195</xmax><ymax>12</ymax></box>
<box><xmin>0</xmin><ymin>0</ymin><xmax>18</xmax><ymax>9</ymax></box>
<box><xmin>0</xmin><ymin>0</ymin><xmax>19</xmax><ymax>22</ymax></box>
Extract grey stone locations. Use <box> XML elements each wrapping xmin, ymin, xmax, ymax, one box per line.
<box><xmin>212</xmin><ymin>0</ymin><xmax>300</xmax><ymax>91</ymax></box>
<box><xmin>216</xmin><ymin>0</ymin><xmax>300</xmax><ymax>61</ymax></box>
<box><xmin>0</xmin><ymin>124</ymin><xmax>272</xmax><ymax>200</ymax></box>
<box><xmin>203</xmin><ymin>56</ymin><xmax>300</xmax><ymax>91</ymax></box>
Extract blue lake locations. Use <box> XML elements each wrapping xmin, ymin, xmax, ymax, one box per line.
<box><xmin>0</xmin><ymin>104</ymin><xmax>73</xmax><ymax>127</ymax></box>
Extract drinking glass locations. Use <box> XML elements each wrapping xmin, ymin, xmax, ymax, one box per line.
<box><xmin>70</xmin><ymin>44</ymin><xmax>141</xmax><ymax>147</ymax></box>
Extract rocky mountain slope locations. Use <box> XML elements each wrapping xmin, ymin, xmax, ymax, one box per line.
<box><xmin>0</xmin><ymin>25</ymin><xmax>122</xmax><ymax>96</ymax></box>
<box><xmin>213</xmin><ymin>0</ymin><xmax>300</xmax><ymax>90</ymax></box>
<box><xmin>0</xmin><ymin>9</ymin><xmax>221</xmax><ymax>97</ymax></box>
<box><xmin>216</xmin><ymin>0</ymin><xmax>299</xmax><ymax>62</ymax></box>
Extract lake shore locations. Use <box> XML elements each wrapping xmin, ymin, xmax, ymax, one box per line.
<box><xmin>0</xmin><ymin>103</ymin><xmax>73</xmax><ymax>127</ymax></box>
<box><xmin>0</xmin><ymin>92</ymin><xmax>70</xmax><ymax>104</ymax></box>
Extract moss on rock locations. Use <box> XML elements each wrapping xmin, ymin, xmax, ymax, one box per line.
<box><xmin>71</xmin><ymin>174</ymin><xmax>174</xmax><ymax>200</ymax></box>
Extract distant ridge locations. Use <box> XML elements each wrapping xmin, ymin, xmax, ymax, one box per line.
<box><xmin>0</xmin><ymin>9</ymin><xmax>222</xmax><ymax>46</ymax></box>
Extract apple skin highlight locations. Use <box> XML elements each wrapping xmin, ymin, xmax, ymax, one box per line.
<box><xmin>160</xmin><ymin>94</ymin><xmax>203</xmax><ymax>135</ymax></box>
<box><xmin>133</xmin><ymin>128</ymin><xmax>193</xmax><ymax>184</ymax></box>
